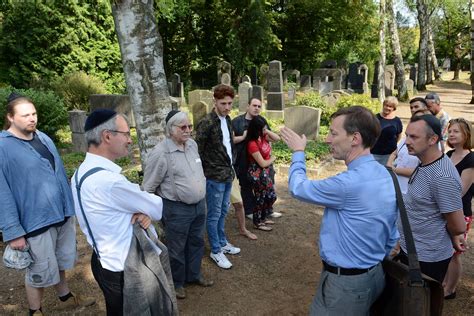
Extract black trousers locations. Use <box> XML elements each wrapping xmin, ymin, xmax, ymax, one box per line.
<box><xmin>91</xmin><ymin>252</ymin><xmax>124</xmax><ymax>316</ymax></box>
<box><xmin>398</xmin><ymin>251</ymin><xmax>451</xmax><ymax>283</ymax></box>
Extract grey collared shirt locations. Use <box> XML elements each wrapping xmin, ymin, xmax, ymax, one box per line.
<box><xmin>143</xmin><ymin>138</ymin><xmax>206</xmax><ymax>204</ymax></box>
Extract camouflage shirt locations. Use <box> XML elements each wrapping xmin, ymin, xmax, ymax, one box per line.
<box><xmin>195</xmin><ymin>111</ymin><xmax>235</xmax><ymax>182</ymax></box>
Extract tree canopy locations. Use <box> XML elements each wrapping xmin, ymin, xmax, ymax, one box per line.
<box><xmin>0</xmin><ymin>0</ymin><xmax>470</xmax><ymax>92</ymax></box>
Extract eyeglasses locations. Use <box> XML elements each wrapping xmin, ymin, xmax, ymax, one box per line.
<box><xmin>108</xmin><ymin>130</ymin><xmax>131</xmax><ymax>138</ymax></box>
<box><xmin>174</xmin><ymin>124</ymin><xmax>193</xmax><ymax>131</ymax></box>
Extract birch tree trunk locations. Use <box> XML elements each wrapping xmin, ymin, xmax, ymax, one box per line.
<box><xmin>416</xmin><ymin>0</ymin><xmax>429</xmax><ymax>91</ymax></box>
<box><xmin>428</xmin><ymin>27</ymin><xmax>440</xmax><ymax>80</ymax></box>
<box><xmin>387</xmin><ymin>0</ymin><xmax>407</xmax><ymax>101</ymax></box>
<box><xmin>111</xmin><ymin>0</ymin><xmax>172</xmax><ymax>168</ymax></box>
<box><xmin>471</xmin><ymin>0</ymin><xmax>474</xmax><ymax>103</ymax></box>
<box><xmin>378</xmin><ymin>0</ymin><xmax>386</xmax><ymax>103</ymax></box>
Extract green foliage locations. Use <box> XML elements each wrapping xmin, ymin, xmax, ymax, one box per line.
<box><xmin>272</xmin><ymin>140</ymin><xmax>330</xmax><ymax>165</ymax></box>
<box><xmin>335</xmin><ymin>94</ymin><xmax>380</xmax><ymax>114</ymax></box>
<box><xmin>0</xmin><ymin>1</ymin><xmax>123</xmax><ymax>92</ymax></box>
<box><xmin>51</xmin><ymin>72</ymin><xmax>107</xmax><ymax>111</ymax></box>
<box><xmin>61</xmin><ymin>152</ymin><xmax>143</xmax><ymax>183</ymax></box>
<box><xmin>0</xmin><ymin>87</ymin><xmax>68</xmax><ymax>139</ymax></box>
<box><xmin>293</xmin><ymin>92</ymin><xmax>335</xmax><ymax>125</ymax></box>
<box><xmin>61</xmin><ymin>152</ymin><xmax>86</xmax><ymax>179</ymax></box>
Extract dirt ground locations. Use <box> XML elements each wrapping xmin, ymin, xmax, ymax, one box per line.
<box><xmin>1</xmin><ymin>74</ymin><xmax>474</xmax><ymax>315</ymax></box>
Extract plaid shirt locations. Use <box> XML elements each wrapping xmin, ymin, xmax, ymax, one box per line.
<box><xmin>195</xmin><ymin>111</ymin><xmax>235</xmax><ymax>182</ymax></box>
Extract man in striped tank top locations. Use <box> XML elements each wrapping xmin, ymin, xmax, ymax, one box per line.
<box><xmin>399</xmin><ymin>114</ymin><xmax>466</xmax><ymax>283</ymax></box>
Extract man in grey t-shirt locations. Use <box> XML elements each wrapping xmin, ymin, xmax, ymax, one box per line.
<box><xmin>400</xmin><ymin>114</ymin><xmax>465</xmax><ymax>283</ymax></box>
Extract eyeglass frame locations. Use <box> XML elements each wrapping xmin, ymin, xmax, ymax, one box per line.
<box><xmin>173</xmin><ymin>124</ymin><xmax>193</xmax><ymax>132</ymax></box>
<box><xmin>107</xmin><ymin>129</ymin><xmax>131</xmax><ymax>138</ymax></box>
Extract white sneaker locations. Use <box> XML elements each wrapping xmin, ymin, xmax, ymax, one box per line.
<box><xmin>246</xmin><ymin>214</ymin><xmax>253</xmax><ymax>220</ymax></box>
<box><xmin>222</xmin><ymin>242</ymin><xmax>241</xmax><ymax>255</ymax></box>
<box><xmin>270</xmin><ymin>211</ymin><xmax>282</xmax><ymax>218</ymax></box>
<box><xmin>210</xmin><ymin>251</ymin><xmax>232</xmax><ymax>269</ymax></box>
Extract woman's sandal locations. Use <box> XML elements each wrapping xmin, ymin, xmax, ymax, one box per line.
<box><xmin>254</xmin><ymin>223</ymin><xmax>272</xmax><ymax>231</ymax></box>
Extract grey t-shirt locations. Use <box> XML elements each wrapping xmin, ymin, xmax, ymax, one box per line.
<box><xmin>399</xmin><ymin>154</ymin><xmax>463</xmax><ymax>262</ymax></box>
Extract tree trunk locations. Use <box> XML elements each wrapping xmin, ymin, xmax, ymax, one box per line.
<box><xmin>427</xmin><ymin>27</ymin><xmax>440</xmax><ymax>80</ymax></box>
<box><xmin>426</xmin><ymin>54</ymin><xmax>433</xmax><ymax>84</ymax></box>
<box><xmin>387</xmin><ymin>0</ymin><xmax>407</xmax><ymax>101</ymax></box>
<box><xmin>453</xmin><ymin>58</ymin><xmax>461</xmax><ymax>80</ymax></box>
<box><xmin>471</xmin><ymin>0</ymin><xmax>474</xmax><ymax>103</ymax></box>
<box><xmin>416</xmin><ymin>0</ymin><xmax>429</xmax><ymax>91</ymax></box>
<box><xmin>378</xmin><ymin>0</ymin><xmax>386</xmax><ymax>103</ymax></box>
<box><xmin>111</xmin><ymin>0</ymin><xmax>173</xmax><ymax>168</ymax></box>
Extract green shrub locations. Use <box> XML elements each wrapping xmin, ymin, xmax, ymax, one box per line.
<box><xmin>335</xmin><ymin>94</ymin><xmax>380</xmax><ymax>114</ymax></box>
<box><xmin>0</xmin><ymin>87</ymin><xmax>68</xmax><ymax>140</ymax></box>
<box><xmin>51</xmin><ymin>71</ymin><xmax>107</xmax><ymax>111</ymax></box>
<box><xmin>293</xmin><ymin>92</ymin><xmax>337</xmax><ymax>125</ymax></box>
<box><xmin>272</xmin><ymin>140</ymin><xmax>330</xmax><ymax>165</ymax></box>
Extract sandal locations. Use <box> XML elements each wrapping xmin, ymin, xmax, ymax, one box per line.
<box><xmin>264</xmin><ymin>220</ymin><xmax>275</xmax><ymax>225</ymax></box>
<box><xmin>254</xmin><ymin>224</ymin><xmax>272</xmax><ymax>231</ymax></box>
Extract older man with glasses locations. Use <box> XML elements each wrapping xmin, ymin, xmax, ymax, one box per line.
<box><xmin>143</xmin><ymin>110</ymin><xmax>213</xmax><ymax>299</ymax></box>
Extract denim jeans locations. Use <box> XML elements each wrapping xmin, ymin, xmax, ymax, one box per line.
<box><xmin>206</xmin><ymin>179</ymin><xmax>232</xmax><ymax>254</ymax></box>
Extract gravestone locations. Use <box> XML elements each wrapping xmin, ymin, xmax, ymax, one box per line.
<box><xmin>89</xmin><ymin>94</ymin><xmax>135</xmax><ymax>127</ymax></box>
<box><xmin>284</xmin><ymin>106</ymin><xmax>321</xmax><ymax>140</ymax></box>
<box><xmin>68</xmin><ymin>110</ymin><xmax>88</xmax><ymax>152</ymax></box>
<box><xmin>221</xmin><ymin>73</ymin><xmax>231</xmax><ymax>86</ymax></box>
<box><xmin>320</xmin><ymin>60</ymin><xmax>337</xmax><ymax>68</ymax></box>
<box><xmin>283</xmin><ymin>69</ymin><xmax>301</xmax><ymax>86</ymax></box>
<box><xmin>312</xmin><ymin>77</ymin><xmax>321</xmax><ymax>91</ymax></box>
<box><xmin>251</xmin><ymin>85</ymin><xmax>264</xmax><ymax>103</ymax></box>
<box><xmin>299</xmin><ymin>75</ymin><xmax>312</xmax><ymax>91</ymax></box>
<box><xmin>405</xmin><ymin>79</ymin><xmax>414</xmax><ymax>95</ymax></box>
<box><xmin>348</xmin><ymin>63</ymin><xmax>369</xmax><ymax>94</ymax></box>
<box><xmin>312</xmin><ymin>68</ymin><xmax>342</xmax><ymax>94</ymax></box>
<box><xmin>238</xmin><ymin>81</ymin><xmax>253</xmax><ymax>112</ymax></box>
<box><xmin>371</xmin><ymin>61</ymin><xmax>381</xmax><ymax>98</ymax></box>
<box><xmin>328</xmin><ymin>69</ymin><xmax>343</xmax><ymax>90</ymax></box>
<box><xmin>442</xmin><ymin>58</ymin><xmax>451</xmax><ymax>72</ymax></box>
<box><xmin>384</xmin><ymin>65</ymin><xmax>395</xmax><ymax>96</ymax></box>
<box><xmin>321</xmin><ymin>92</ymin><xmax>339</xmax><ymax>107</ymax></box>
<box><xmin>192</xmin><ymin>101</ymin><xmax>211</xmax><ymax>127</ymax></box>
<box><xmin>359</xmin><ymin>64</ymin><xmax>369</xmax><ymax>94</ymax></box>
<box><xmin>217</xmin><ymin>60</ymin><xmax>231</xmax><ymax>84</ymax></box>
<box><xmin>319</xmin><ymin>81</ymin><xmax>334</xmax><ymax>95</ymax></box>
<box><xmin>251</xmin><ymin>66</ymin><xmax>258</xmax><ymax>85</ymax></box>
<box><xmin>188</xmin><ymin>90</ymin><xmax>214</xmax><ymax>113</ymax></box>
<box><xmin>409</xmin><ymin>65</ymin><xmax>417</xmax><ymax>87</ymax></box>
<box><xmin>266</xmin><ymin>60</ymin><xmax>285</xmax><ymax>111</ymax></box>
<box><xmin>288</xmin><ymin>88</ymin><xmax>296</xmax><ymax>102</ymax></box>
<box><xmin>241</xmin><ymin>75</ymin><xmax>251</xmax><ymax>83</ymax></box>
<box><xmin>170</xmin><ymin>73</ymin><xmax>185</xmax><ymax>105</ymax></box>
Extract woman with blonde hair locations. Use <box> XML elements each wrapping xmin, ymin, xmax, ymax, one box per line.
<box><xmin>443</xmin><ymin>118</ymin><xmax>473</xmax><ymax>299</ymax></box>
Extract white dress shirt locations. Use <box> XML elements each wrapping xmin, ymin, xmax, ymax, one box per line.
<box><xmin>219</xmin><ymin>115</ymin><xmax>233</xmax><ymax>164</ymax></box>
<box><xmin>71</xmin><ymin>153</ymin><xmax>163</xmax><ymax>272</ymax></box>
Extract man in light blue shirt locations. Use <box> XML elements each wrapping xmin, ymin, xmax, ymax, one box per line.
<box><xmin>281</xmin><ymin>106</ymin><xmax>399</xmax><ymax>315</ymax></box>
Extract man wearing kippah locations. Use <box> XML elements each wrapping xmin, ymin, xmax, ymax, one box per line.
<box><xmin>425</xmin><ymin>92</ymin><xmax>450</xmax><ymax>151</ymax></box>
<box><xmin>399</xmin><ymin>114</ymin><xmax>465</xmax><ymax>283</ymax></box>
<box><xmin>0</xmin><ymin>93</ymin><xmax>95</xmax><ymax>315</ymax></box>
<box><xmin>71</xmin><ymin>109</ymin><xmax>168</xmax><ymax>315</ymax></box>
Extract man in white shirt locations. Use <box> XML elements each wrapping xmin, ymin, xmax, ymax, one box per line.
<box><xmin>71</xmin><ymin>109</ymin><xmax>163</xmax><ymax>315</ymax></box>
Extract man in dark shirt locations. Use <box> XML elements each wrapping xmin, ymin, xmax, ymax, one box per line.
<box><xmin>232</xmin><ymin>97</ymin><xmax>282</xmax><ymax>218</ymax></box>
<box><xmin>195</xmin><ymin>84</ymin><xmax>241</xmax><ymax>269</ymax></box>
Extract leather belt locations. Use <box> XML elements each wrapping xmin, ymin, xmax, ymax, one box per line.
<box><xmin>322</xmin><ymin>261</ymin><xmax>376</xmax><ymax>276</ymax></box>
